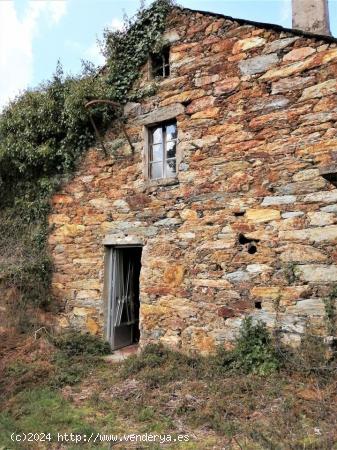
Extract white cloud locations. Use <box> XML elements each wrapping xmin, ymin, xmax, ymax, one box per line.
<box><xmin>49</xmin><ymin>0</ymin><xmax>67</xmax><ymax>24</ymax></box>
<box><xmin>0</xmin><ymin>0</ymin><xmax>67</xmax><ymax>109</ymax></box>
<box><xmin>111</xmin><ymin>18</ymin><xmax>124</xmax><ymax>31</ymax></box>
<box><xmin>83</xmin><ymin>16</ymin><xmax>124</xmax><ymax>67</ymax></box>
<box><xmin>84</xmin><ymin>41</ymin><xmax>105</xmax><ymax>66</ymax></box>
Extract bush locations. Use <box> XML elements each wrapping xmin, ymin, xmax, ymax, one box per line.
<box><xmin>121</xmin><ymin>343</ymin><xmax>201</xmax><ymax>387</ymax></box>
<box><xmin>53</xmin><ymin>332</ymin><xmax>110</xmax><ymax>357</ymax></box>
<box><xmin>232</xmin><ymin>317</ymin><xmax>280</xmax><ymax>375</ymax></box>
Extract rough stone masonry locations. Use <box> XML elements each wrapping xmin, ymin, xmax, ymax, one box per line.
<box><xmin>49</xmin><ymin>7</ymin><xmax>337</xmax><ymax>354</ymax></box>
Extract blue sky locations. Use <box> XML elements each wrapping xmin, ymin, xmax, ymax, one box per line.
<box><xmin>1</xmin><ymin>0</ymin><xmax>337</xmax><ymax>108</ymax></box>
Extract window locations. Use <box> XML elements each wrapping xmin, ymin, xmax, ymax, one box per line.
<box><xmin>148</xmin><ymin>121</ymin><xmax>177</xmax><ymax>180</ymax></box>
<box><xmin>150</xmin><ymin>47</ymin><xmax>170</xmax><ymax>78</ymax></box>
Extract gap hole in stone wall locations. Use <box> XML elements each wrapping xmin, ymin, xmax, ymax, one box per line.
<box><xmin>238</xmin><ymin>233</ymin><xmax>251</xmax><ymax>245</ymax></box>
<box><xmin>234</xmin><ymin>211</ymin><xmax>245</xmax><ymax>217</ymax></box>
<box><xmin>255</xmin><ymin>301</ymin><xmax>262</xmax><ymax>310</ymax></box>
<box><xmin>248</xmin><ymin>244</ymin><xmax>257</xmax><ymax>254</ymax></box>
<box><xmin>181</xmin><ymin>99</ymin><xmax>192</xmax><ymax>107</ymax></box>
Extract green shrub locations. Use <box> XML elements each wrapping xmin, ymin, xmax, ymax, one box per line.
<box><xmin>121</xmin><ymin>343</ymin><xmax>201</xmax><ymax>387</ymax></box>
<box><xmin>49</xmin><ymin>360</ymin><xmax>86</xmax><ymax>388</ymax></box>
<box><xmin>53</xmin><ymin>332</ymin><xmax>110</xmax><ymax>357</ymax></box>
<box><xmin>232</xmin><ymin>317</ymin><xmax>280</xmax><ymax>375</ymax></box>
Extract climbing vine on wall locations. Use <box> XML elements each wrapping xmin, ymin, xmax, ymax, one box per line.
<box><xmin>103</xmin><ymin>0</ymin><xmax>173</xmax><ymax>103</ymax></box>
<box><xmin>0</xmin><ymin>0</ymin><xmax>174</xmax><ymax>329</ymax></box>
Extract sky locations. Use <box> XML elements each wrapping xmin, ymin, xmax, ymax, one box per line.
<box><xmin>1</xmin><ymin>0</ymin><xmax>337</xmax><ymax>108</ymax></box>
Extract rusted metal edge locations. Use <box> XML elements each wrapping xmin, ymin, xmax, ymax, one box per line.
<box><xmin>84</xmin><ymin>99</ymin><xmax>135</xmax><ymax>156</ymax></box>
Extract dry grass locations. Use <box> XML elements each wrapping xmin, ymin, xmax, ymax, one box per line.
<box><xmin>1</xmin><ymin>333</ymin><xmax>337</xmax><ymax>449</ymax></box>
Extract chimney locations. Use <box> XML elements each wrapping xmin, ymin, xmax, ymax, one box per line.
<box><xmin>292</xmin><ymin>0</ymin><xmax>331</xmax><ymax>36</ymax></box>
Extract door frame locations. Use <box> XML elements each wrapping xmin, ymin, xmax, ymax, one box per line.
<box><xmin>103</xmin><ymin>244</ymin><xmax>143</xmax><ymax>350</ymax></box>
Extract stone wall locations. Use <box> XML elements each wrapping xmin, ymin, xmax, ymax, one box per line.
<box><xmin>49</xmin><ymin>9</ymin><xmax>337</xmax><ymax>353</ymax></box>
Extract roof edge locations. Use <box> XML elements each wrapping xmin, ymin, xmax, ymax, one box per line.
<box><xmin>179</xmin><ymin>6</ymin><xmax>337</xmax><ymax>44</ymax></box>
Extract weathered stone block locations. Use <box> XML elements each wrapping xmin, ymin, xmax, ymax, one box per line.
<box><xmin>263</xmin><ymin>37</ymin><xmax>298</xmax><ymax>54</ymax></box>
<box><xmin>89</xmin><ymin>198</ymin><xmax>111</xmax><ymax>210</ymax></box>
<box><xmin>232</xmin><ymin>36</ymin><xmax>266</xmax><ymax>54</ymax></box>
<box><xmin>308</xmin><ymin>211</ymin><xmax>335</xmax><ymax>226</ymax></box>
<box><xmin>283</xmin><ymin>47</ymin><xmax>315</xmax><ymax>62</ymax></box>
<box><xmin>239</xmin><ymin>53</ymin><xmax>279</xmax><ymax>76</ymax></box>
<box><xmin>260</xmin><ymin>49</ymin><xmax>337</xmax><ymax>81</ymax></box>
<box><xmin>213</xmin><ymin>77</ymin><xmax>240</xmax><ymax>95</ymax></box>
<box><xmin>163</xmin><ymin>265</ymin><xmax>185</xmax><ymax>287</ymax></box>
<box><xmin>191</xmin><ymin>279</ymin><xmax>232</xmax><ymax>289</ymax></box>
<box><xmin>295</xmin><ymin>265</ymin><xmax>337</xmax><ymax>282</ymax></box>
<box><xmin>279</xmin><ymin>244</ymin><xmax>327</xmax><ymax>262</ymax></box>
<box><xmin>271</xmin><ymin>76</ymin><xmax>315</xmax><ymax>94</ymax></box>
<box><xmin>275</xmin><ymin>178</ymin><xmax>326</xmax><ymax>195</ymax></box>
<box><xmin>279</xmin><ymin>225</ymin><xmax>337</xmax><ymax>242</ymax></box>
<box><xmin>287</xmin><ymin>299</ymin><xmax>325</xmax><ymax>317</ymax></box>
<box><xmin>303</xmin><ymin>191</ymin><xmax>337</xmax><ymax>204</ymax></box>
<box><xmin>299</xmin><ymin>79</ymin><xmax>337</xmax><ymax>102</ymax></box>
<box><xmin>57</xmin><ymin>224</ymin><xmax>85</xmax><ymax>237</ymax></box>
<box><xmin>246</xmin><ymin>208</ymin><xmax>280</xmax><ymax>222</ymax></box>
<box><xmin>262</xmin><ymin>195</ymin><xmax>297</xmax><ymax>206</ymax></box>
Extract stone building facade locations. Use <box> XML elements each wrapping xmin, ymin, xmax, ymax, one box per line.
<box><xmin>49</xmin><ymin>7</ymin><xmax>337</xmax><ymax>354</ymax></box>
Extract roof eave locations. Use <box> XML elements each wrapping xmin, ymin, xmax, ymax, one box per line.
<box><xmin>179</xmin><ymin>6</ymin><xmax>337</xmax><ymax>44</ymax></box>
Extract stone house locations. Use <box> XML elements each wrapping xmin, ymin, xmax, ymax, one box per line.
<box><xmin>49</xmin><ymin>1</ymin><xmax>337</xmax><ymax>354</ymax></box>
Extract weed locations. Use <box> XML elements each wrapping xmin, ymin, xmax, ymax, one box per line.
<box><xmin>232</xmin><ymin>317</ymin><xmax>280</xmax><ymax>375</ymax></box>
<box><xmin>284</xmin><ymin>326</ymin><xmax>335</xmax><ymax>382</ymax></box>
<box><xmin>53</xmin><ymin>332</ymin><xmax>110</xmax><ymax>357</ymax></box>
<box><xmin>121</xmin><ymin>343</ymin><xmax>198</xmax><ymax>386</ymax></box>
<box><xmin>138</xmin><ymin>406</ymin><xmax>155</xmax><ymax>422</ymax></box>
<box><xmin>283</xmin><ymin>262</ymin><xmax>297</xmax><ymax>284</ymax></box>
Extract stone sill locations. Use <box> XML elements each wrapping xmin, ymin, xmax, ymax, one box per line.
<box><xmin>143</xmin><ymin>176</ymin><xmax>179</xmax><ymax>190</ymax></box>
<box><xmin>103</xmin><ymin>236</ymin><xmax>144</xmax><ymax>246</ymax></box>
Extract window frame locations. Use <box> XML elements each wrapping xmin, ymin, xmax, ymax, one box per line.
<box><xmin>148</xmin><ymin>120</ymin><xmax>177</xmax><ymax>181</ymax></box>
<box><xmin>141</xmin><ymin>105</ymin><xmax>184</xmax><ymax>186</ymax></box>
<box><xmin>149</xmin><ymin>46</ymin><xmax>170</xmax><ymax>79</ymax></box>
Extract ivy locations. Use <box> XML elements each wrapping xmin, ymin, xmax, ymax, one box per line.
<box><xmin>103</xmin><ymin>0</ymin><xmax>174</xmax><ymax>103</ymax></box>
<box><xmin>0</xmin><ymin>0</ymin><xmax>174</xmax><ymax>328</ymax></box>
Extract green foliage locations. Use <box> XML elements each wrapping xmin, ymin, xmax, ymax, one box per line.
<box><xmin>123</xmin><ymin>324</ymin><xmax>280</xmax><ymax>384</ymax></box>
<box><xmin>232</xmin><ymin>317</ymin><xmax>280</xmax><ymax>375</ymax></box>
<box><xmin>53</xmin><ymin>331</ymin><xmax>111</xmax><ymax>357</ymax></box>
<box><xmin>103</xmin><ymin>0</ymin><xmax>174</xmax><ymax>103</ymax></box>
<box><xmin>0</xmin><ymin>64</ymin><xmax>111</xmax><ymax>196</ymax></box>
<box><xmin>122</xmin><ymin>343</ymin><xmax>202</xmax><ymax>387</ymax></box>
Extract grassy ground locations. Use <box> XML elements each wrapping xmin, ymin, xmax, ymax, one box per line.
<box><xmin>1</xmin><ymin>331</ymin><xmax>337</xmax><ymax>450</ymax></box>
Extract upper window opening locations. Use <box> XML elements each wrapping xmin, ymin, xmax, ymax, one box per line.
<box><xmin>151</xmin><ymin>47</ymin><xmax>170</xmax><ymax>78</ymax></box>
<box><xmin>148</xmin><ymin>121</ymin><xmax>177</xmax><ymax>180</ymax></box>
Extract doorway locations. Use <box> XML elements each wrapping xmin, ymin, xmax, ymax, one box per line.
<box><xmin>105</xmin><ymin>246</ymin><xmax>142</xmax><ymax>350</ymax></box>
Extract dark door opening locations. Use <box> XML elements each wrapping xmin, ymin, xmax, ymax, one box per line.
<box><xmin>108</xmin><ymin>246</ymin><xmax>142</xmax><ymax>350</ymax></box>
